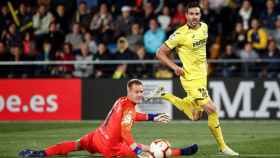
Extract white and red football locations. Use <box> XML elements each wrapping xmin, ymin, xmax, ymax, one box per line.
<box><xmin>149</xmin><ymin>139</ymin><xmax>172</xmax><ymax>158</ymax></box>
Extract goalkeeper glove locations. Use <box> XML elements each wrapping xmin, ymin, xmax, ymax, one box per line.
<box><xmin>131</xmin><ymin>144</ymin><xmax>145</xmax><ymax>158</ymax></box>
<box><xmin>148</xmin><ymin>113</ymin><xmax>170</xmax><ymax>123</ymax></box>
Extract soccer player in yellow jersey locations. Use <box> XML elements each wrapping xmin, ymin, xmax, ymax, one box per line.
<box><xmin>148</xmin><ymin>2</ymin><xmax>239</xmax><ymax>156</ymax></box>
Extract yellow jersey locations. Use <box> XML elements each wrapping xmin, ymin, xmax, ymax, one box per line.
<box><xmin>165</xmin><ymin>22</ymin><xmax>208</xmax><ymax>80</ymax></box>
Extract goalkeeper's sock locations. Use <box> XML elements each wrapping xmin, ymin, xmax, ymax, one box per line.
<box><xmin>45</xmin><ymin>141</ymin><xmax>77</xmax><ymax>156</ymax></box>
<box><xmin>171</xmin><ymin>144</ymin><xmax>198</xmax><ymax>156</ymax></box>
<box><xmin>208</xmin><ymin>112</ymin><xmax>227</xmax><ymax>151</ymax></box>
<box><xmin>161</xmin><ymin>93</ymin><xmax>194</xmax><ymax>120</ymax></box>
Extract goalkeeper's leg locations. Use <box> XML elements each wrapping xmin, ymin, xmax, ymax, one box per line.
<box><xmin>170</xmin><ymin>144</ymin><xmax>198</xmax><ymax>156</ymax></box>
<box><xmin>44</xmin><ymin>141</ymin><xmax>79</xmax><ymax>156</ymax></box>
<box><xmin>18</xmin><ymin>141</ymin><xmax>79</xmax><ymax>157</ymax></box>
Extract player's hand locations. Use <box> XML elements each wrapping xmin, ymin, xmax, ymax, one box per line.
<box><xmin>153</xmin><ymin>113</ymin><xmax>170</xmax><ymax>123</ymax></box>
<box><xmin>192</xmin><ymin>110</ymin><xmax>203</xmax><ymax>121</ymax></box>
<box><xmin>174</xmin><ymin>66</ymin><xmax>185</xmax><ymax>76</ymax></box>
<box><xmin>137</xmin><ymin>151</ymin><xmax>151</xmax><ymax>158</ymax></box>
<box><xmin>133</xmin><ymin>146</ymin><xmax>147</xmax><ymax>158</ymax></box>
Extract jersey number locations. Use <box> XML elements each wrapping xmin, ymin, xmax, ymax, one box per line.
<box><xmin>198</xmin><ymin>88</ymin><xmax>208</xmax><ymax>98</ymax></box>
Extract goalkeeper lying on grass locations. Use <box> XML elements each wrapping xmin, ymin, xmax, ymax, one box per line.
<box><xmin>19</xmin><ymin>79</ymin><xmax>198</xmax><ymax>158</ymax></box>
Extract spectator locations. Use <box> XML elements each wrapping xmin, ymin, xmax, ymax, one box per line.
<box><xmin>239</xmin><ymin>42</ymin><xmax>259</xmax><ymax>60</ymax></box>
<box><xmin>32</xmin><ymin>4</ymin><xmax>53</xmax><ymax>36</ymax></box>
<box><xmin>201</xmin><ymin>0</ymin><xmax>219</xmax><ymax>44</ymax></box>
<box><xmin>143</xmin><ymin>0</ymin><xmax>164</xmax><ymax>14</ymax></box>
<box><xmin>157</xmin><ymin>6</ymin><xmax>172</xmax><ymax>33</ymax></box>
<box><xmin>171</xmin><ymin>3</ymin><xmax>186</xmax><ymax>28</ymax></box>
<box><xmin>260</xmin><ymin>40</ymin><xmax>280</xmax><ymax>78</ymax></box>
<box><xmin>0</xmin><ymin>5</ymin><xmax>12</xmax><ymax>33</ymax></box>
<box><xmin>220</xmin><ymin>44</ymin><xmax>240</xmax><ymax>77</ymax></box>
<box><xmin>73</xmin><ymin>43</ymin><xmax>94</xmax><ymax>77</ymax></box>
<box><xmin>260</xmin><ymin>0</ymin><xmax>279</xmax><ymax>32</ymax></box>
<box><xmin>115</xmin><ymin>37</ymin><xmax>135</xmax><ymax>60</ymax></box>
<box><xmin>45</xmin><ymin>22</ymin><xmax>65</xmax><ymax>53</ymax></box>
<box><xmin>18</xmin><ymin>3</ymin><xmax>33</xmax><ymax>31</ymax></box>
<box><xmin>230</xmin><ymin>22</ymin><xmax>247</xmax><ymax>50</ymax></box>
<box><xmin>270</xmin><ymin>15</ymin><xmax>280</xmax><ymax>48</ymax></box>
<box><xmin>8</xmin><ymin>45</ymin><xmax>25</xmax><ymax>78</ymax></box>
<box><xmin>131</xmin><ymin>45</ymin><xmax>151</xmax><ymax>78</ymax></box>
<box><xmin>114</xmin><ymin>6</ymin><xmax>135</xmax><ymax>37</ymax></box>
<box><xmin>54</xmin><ymin>4</ymin><xmax>70</xmax><ymax>33</ymax></box>
<box><xmin>37</xmin><ymin>41</ymin><xmax>53</xmax><ymax>61</ymax></box>
<box><xmin>55</xmin><ymin>43</ymin><xmax>75</xmax><ymax>77</ymax></box>
<box><xmin>22</xmin><ymin>32</ymin><xmax>36</xmax><ymax>77</ymax></box>
<box><xmin>72</xmin><ymin>1</ymin><xmax>91</xmax><ymax>29</ymax></box>
<box><xmin>90</xmin><ymin>3</ymin><xmax>112</xmax><ymax>32</ymax></box>
<box><xmin>208</xmin><ymin>0</ymin><xmax>225</xmax><ymax>10</ymax></box>
<box><xmin>114</xmin><ymin>37</ymin><xmax>135</xmax><ymax>77</ymax></box>
<box><xmin>32</xmin><ymin>4</ymin><xmax>53</xmax><ymax>51</ymax></box>
<box><xmin>141</xmin><ymin>2</ymin><xmax>156</xmax><ymax>31</ymax></box>
<box><xmin>65</xmin><ymin>23</ymin><xmax>83</xmax><ymax>50</ymax></box>
<box><xmin>84</xmin><ymin>31</ymin><xmax>97</xmax><ymax>54</ymax></box>
<box><xmin>126</xmin><ymin>23</ymin><xmax>143</xmax><ymax>52</ymax></box>
<box><xmin>90</xmin><ymin>3</ymin><xmax>114</xmax><ymax>43</ymax></box>
<box><xmin>22</xmin><ymin>32</ymin><xmax>36</xmax><ymax>61</ymax></box>
<box><xmin>238</xmin><ymin>42</ymin><xmax>260</xmax><ymax>77</ymax></box>
<box><xmin>2</xmin><ymin>23</ymin><xmax>21</xmax><ymax>47</ymax></box>
<box><xmin>37</xmin><ymin>0</ymin><xmax>51</xmax><ymax>8</ymax></box>
<box><xmin>144</xmin><ymin>19</ymin><xmax>165</xmax><ymax>58</ymax></box>
<box><xmin>76</xmin><ymin>0</ymin><xmax>99</xmax><ymax>10</ymax></box>
<box><xmin>35</xmin><ymin>41</ymin><xmax>54</xmax><ymax>77</ymax></box>
<box><xmin>0</xmin><ymin>42</ymin><xmax>10</xmax><ymax>77</ymax></box>
<box><xmin>94</xmin><ymin>43</ymin><xmax>113</xmax><ymax>78</ymax></box>
<box><xmin>247</xmin><ymin>18</ymin><xmax>268</xmax><ymax>53</ymax></box>
<box><xmin>219</xmin><ymin>1</ymin><xmax>239</xmax><ymax>42</ymax></box>
<box><xmin>237</xmin><ymin>0</ymin><xmax>255</xmax><ymax>30</ymax></box>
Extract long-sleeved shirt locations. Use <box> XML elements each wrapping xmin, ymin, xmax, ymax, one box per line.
<box><xmin>98</xmin><ymin>97</ymin><xmax>148</xmax><ymax>147</ymax></box>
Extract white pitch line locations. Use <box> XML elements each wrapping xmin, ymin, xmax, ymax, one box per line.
<box><xmin>215</xmin><ymin>154</ymin><xmax>280</xmax><ymax>157</ymax></box>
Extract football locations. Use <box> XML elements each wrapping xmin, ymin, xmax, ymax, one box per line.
<box><xmin>149</xmin><ymin>139</ymin><xmax>172</xmax><ymax>158</ymax></box>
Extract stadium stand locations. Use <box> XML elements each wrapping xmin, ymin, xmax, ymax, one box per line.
<box><xmin>0</xmin><ymin>0</ymin><xmax>280</xmax><ymax>78</ymax></box>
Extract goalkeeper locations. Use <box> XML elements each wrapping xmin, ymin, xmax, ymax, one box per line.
<box><xmin>19</xmin><ymin>79</ymin><xmax>198</xmax><ymax>158</ymax></box>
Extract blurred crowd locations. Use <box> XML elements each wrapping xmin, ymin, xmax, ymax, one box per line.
<box><xmin>0</xmin><ymin>0</ymin><xmax>280</xmax><ymax>78</ymax></box>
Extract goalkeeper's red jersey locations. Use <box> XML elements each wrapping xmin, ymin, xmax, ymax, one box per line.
<box><xmin>97</xmin><ymin>96</ymin><xmax>148</xmax><ymax>147</ymax></box>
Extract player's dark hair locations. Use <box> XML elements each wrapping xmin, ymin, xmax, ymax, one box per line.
<box><xmin>127</xmin><ymin>79</ymin><xmax>143</xmax><ymax>89</ymax></box>
<box><xmin>186</xmin><ymin>1</ymin><xmax>201</xmax><ymax>12</ymax></box>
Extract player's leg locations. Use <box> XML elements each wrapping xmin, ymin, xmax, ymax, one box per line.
<box><xmin>44</xmin><ymin>140</ymin><xmax>80</xmax><ymax>156</ymax></box>
<box><xmin>170</xmin><ymin>144</ymin><xmax>198</xmax><ymax>156</ymax></box>
<box><xmin>18</xmin><ymin>141</ymin><xmax>80</xmax><ymax>157</ymax></box>
<box><xmin>201</xmin><ymin>99</ymin><xmax>239</xmax><ymax>156</ymax></box>
<box><xmin>118</xmin><ymin>143</ymin><xmax>198</xmax><ymax>157</ymax></box>
<box><xmin>162</xmin><ymin>93</ymin><xmax>195</xmax><ymax>120</ymax></box>
<box><xmin>146</xmin><ymin>84</ymin><xmax>195</xmax><ymax>120</ymax></box>
<box><xmin>186</xmin><ymin>78</ymin><xmax>237</xmax><ymax>155</ymax></box>
<box><xmin>189</xmin><ymin>80</ymin><xmax>229</xmax><ymax>154</ymax></box>
<box><xmin>43</xmin><ymin>131</ymin><xmax>99</xmax><ymax>157</ymax></box>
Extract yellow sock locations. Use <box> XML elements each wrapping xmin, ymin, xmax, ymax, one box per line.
<box><xmin>161</xmin><ymin>93</ymin><xmax>194</xmax><ymax>120</ymax></box>
<box><xmin>208</xmin><ymin>112</ymin><xmax>227</xmax><ymax>150</ymax></box>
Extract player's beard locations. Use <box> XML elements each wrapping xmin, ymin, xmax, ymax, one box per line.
<box><xmin>189</xmin><ymin>19</ymin><xmax>199</xmax><ymax>28</ymax></box>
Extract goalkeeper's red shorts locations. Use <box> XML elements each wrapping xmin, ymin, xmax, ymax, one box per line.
<box><xmin>79</xmin><ymin>130</ymin><xmax>136</xmax><ymax>157</ymax></box>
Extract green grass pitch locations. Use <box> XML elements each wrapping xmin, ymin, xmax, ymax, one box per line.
<box><xmin>1</xmin><ymin>121</ymin><xmax>280</xmax><ymax>158</ymax></box>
